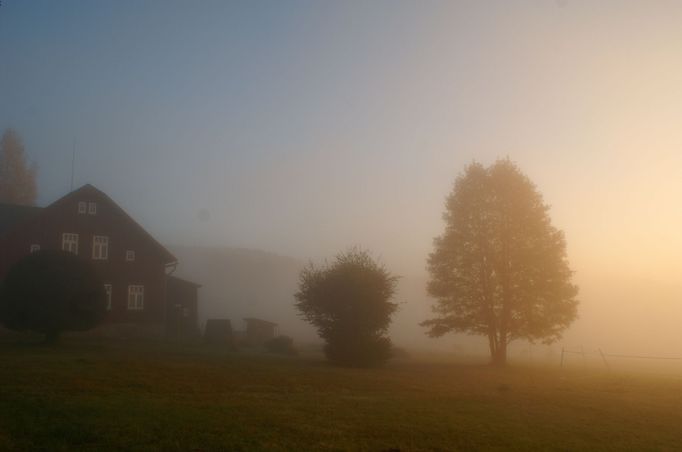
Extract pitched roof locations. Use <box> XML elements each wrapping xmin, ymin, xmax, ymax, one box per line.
<box><xmin>85</xmin><ymin>185</ymin><xmax>177</xmax><ymax>264</ymax></box>
<box><xmin>0</xmin><ymin>184</ymin><xmax>177</xmax><ymax>265</ymax></box>
<box><xmin>53</xmin><ymin>184</ymin><xmax>177</xmax><ymax>264</ymax></box>
<box><xmin>0</xmin><ymin>203</ymin><xmax>43</xmax><ymax>236</ymax></box>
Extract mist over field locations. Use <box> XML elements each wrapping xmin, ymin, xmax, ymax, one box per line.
<box><xmin>170</xmin><ymin>244</ymin><xmax>682</xmax><ymax>361</ymax></box>
<box><xmin>4</xmin><ymin>1</ymin><xmax>682</xmax><ymax>449</ymax></box>
<box><xmin>2</xmin><ymin>1</ymin><xmax>682</xmax><ymax>363</ymax></box>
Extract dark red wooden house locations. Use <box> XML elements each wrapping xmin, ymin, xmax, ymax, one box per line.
<box><xmin>0</xmin><ymin>184</ymin><xmax>198</xmax><ymax>333</ymax></box>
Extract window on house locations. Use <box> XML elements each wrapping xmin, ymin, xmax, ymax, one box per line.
<box><xmin>126</xmin><ymin>250</ymin><xmax>135</xmax><ymax>261</ymax></box>
<box><xmin>78</xmin><ymin>202</ymin><xmax>87</xmax><ymax>214</ymax></box>
<box><xmin>127</xmin><ymin>285</ymin><xmax>144</xmax><ymax>310</ymax></box>
<box><xmin>92</xmin><ymin>236</ymin><xmax>109</xmax><ymax>260</ymax></box>
<box><xmin>104</xmin><ymin>284</ymin><xmax>112</xmax><ymax>310</ymax></box>
<box><xmin>30</xmin><ymin>244</ymin><xmax>40</xmax><ymax>253</ymax></box>
<box><xmin>88</xmin><ymin>202</ymin><xmax>97</xmax><ymax>215</ymax></box>
<box><xmin>62</xmin><ymin>233</ymin><xmax>79</xmax><ymax>254</ymax></box>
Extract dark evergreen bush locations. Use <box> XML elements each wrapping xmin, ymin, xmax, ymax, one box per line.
<box><xmin>0</xmin><ymin>250</ymin><xmax>106</xmax><ymax>343</ymax></box>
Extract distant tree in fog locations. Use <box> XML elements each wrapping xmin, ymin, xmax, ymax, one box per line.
<box><xmin>0</xmin><ymin>129</ymin><xmax>37</xmax><ymax>206</ymax></box>
<box><xmin>0</xmin><ymin>250</ymin><xmax>106</xmax><ymax>343</ymax></box>
<box><xmin>295</xmin><ymin>249</ymin><xmax>399</xmax><ymax>367</ymax></box>
<box><xmin>423</xmin><ymin>159</ymin><xmax>578</xmax><ymax>366</ymax></box>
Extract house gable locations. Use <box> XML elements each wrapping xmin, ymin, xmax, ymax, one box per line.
<box><xmin>38</xmin><ymin>184</ymin><xmax>177</xmax><ymax>264</ymax></box>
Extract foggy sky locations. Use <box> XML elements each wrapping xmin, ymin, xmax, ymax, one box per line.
<box><xmin>2</xmin><ymin>1</ymin><xmax>682</xmax><ymax>354</ymax></box>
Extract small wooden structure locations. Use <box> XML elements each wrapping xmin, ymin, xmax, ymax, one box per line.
<box><xmin>243</xmin><ymin>317</ymin><xmax>278</xmax><ymax>346</ymax></box>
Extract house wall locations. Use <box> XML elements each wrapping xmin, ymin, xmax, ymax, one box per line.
<box><xmin>0</xmin><ymin>187</ymin><xmax>172</xmax><ymax>326</ymax></box>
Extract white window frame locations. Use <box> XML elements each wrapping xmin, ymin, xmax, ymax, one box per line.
<box><xmin>126</xmin><ymin>250</ymin><xmax>135</xmax><ymax>262</ymax></box>
<box><xmin>62</xmin><ymin>233</ymin><xmax>79</xmax><ymax>254</ymax></box>
<box><xmin>127</xmin><ymin>285</ymin><xmax>144</xmax><ymax>310</ymax></box>
<box><xmin>104</xmin><ymin>284</ymin><xmax>112</xmax><ymax>310</ymax></box>
<box><xmin>78</xmin><ymin>202</ymin><xmax>87</xmax><ymax>214</ymax></box>
<box><xmin>88</xmin><ymin>202</ymin><xmax>97</xmax><ymax>215</ymax></box>
<box><xmin>30</xmin><ymin>244</ymin><xmax>40</xmax><ymax>253</ymax></box>
<box><xmin>92</xmin><ymin>235</ymin><xmax>109</xmax><ymax>260</ymax></box>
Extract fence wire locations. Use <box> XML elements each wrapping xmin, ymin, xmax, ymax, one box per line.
<box><xmin>560</xmin><ymin>347</ymin><xmax>682</xmax><ymax>372</ymax></box>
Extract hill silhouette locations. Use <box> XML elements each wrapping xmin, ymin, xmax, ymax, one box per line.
<box><xmin>171</xmin><ymin>246</ymin><xmax>316</xmax><ymax>341</ymax></box>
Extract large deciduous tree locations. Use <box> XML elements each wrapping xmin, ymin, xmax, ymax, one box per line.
<box><xmin>295</xmin><ymin>249</ymin><xmax>399</xmax><ymax>367</ymax></box>
<box><xmin>423</xmin><ymin>159</ymin><xmax>578</xmax><ymax>366</ymax></box>
<box><xmin>0</xmin><ymin>128</ymin><xmax>37</xmax><ymax>206</ymax></box>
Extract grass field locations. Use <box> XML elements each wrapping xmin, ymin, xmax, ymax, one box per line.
<box><xmin>1</xmin><ymin>339</ymin><xmax>682</xmax><ymax>451</ymax></box>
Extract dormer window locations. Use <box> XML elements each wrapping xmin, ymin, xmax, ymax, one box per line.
<box><xmin>126</xmin><ymin>250</ymin><xmax>136</xmax><ymax>262</ymax></box>
<box><xmin>78</xmin><ymin>202</ymin><xmax>87</xmax><ymax>214</ymax></box>
<box><xmin>88</xmin><ymin>202</ymin><xmax>97</xmax><ymax>215</ymax></box>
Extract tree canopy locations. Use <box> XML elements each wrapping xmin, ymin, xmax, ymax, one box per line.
<box><xmin>295</xmin><ymin>249</ymin><xmax>399</xmax><ymax>367</ymax></box>
<box><xmin>0</xmin><ymin>129</ymin><xmax>37</xmax><ymax>206</ymax></box>
<box><xmin>423</xmin><ymin>159</ymin><xmax>578</xmax><ymax>365</ymax></box>
<box><xmin>0</xmin><ymin>250</ymin><xmax>107</xmax><ymax>343</ymax></box>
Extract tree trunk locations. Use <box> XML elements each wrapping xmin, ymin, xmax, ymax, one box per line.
<box><xmin>491</xmin><ymin>338</ymin><xmax>507</xmax><ymax>366</ymax></box>
<box><xmin>487</xmin><ymin>332</ymin><xmax>497</xmax><ymax>359</ymax></box>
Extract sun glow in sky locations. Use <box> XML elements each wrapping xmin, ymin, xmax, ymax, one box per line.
<box><xmin>1</xmin><ymin>1</ymin><xmax>682</xmax><ymax>351</ymax></box>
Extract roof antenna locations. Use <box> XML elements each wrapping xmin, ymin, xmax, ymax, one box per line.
<box><xmin>70</xmin><ymin>137</ymin><xmax>76</xmax><ymax>191</ymax></box>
